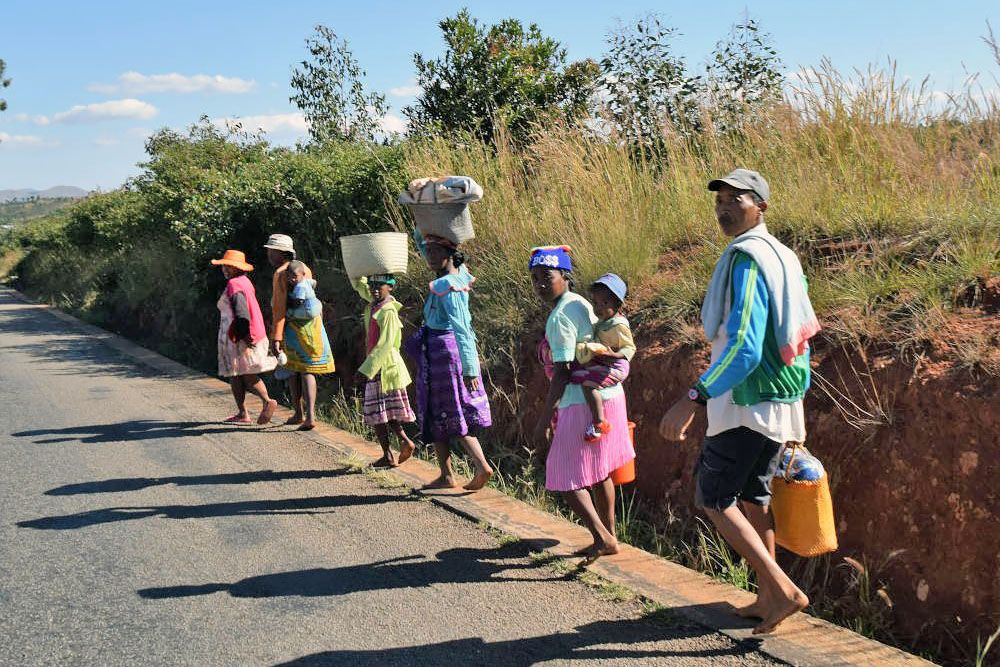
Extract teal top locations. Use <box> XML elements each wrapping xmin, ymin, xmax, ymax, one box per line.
<box><xmin>423</xmin><ymin>265</ymin><xmax>481</xmax><ymax>377</ymax></box>
<box><xmin>545</xmin><ymin>291</ymin><xmax>624</xmax><ymax>409</ymax></box>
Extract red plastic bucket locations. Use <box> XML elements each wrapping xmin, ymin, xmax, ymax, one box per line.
<box><xmin>610</xmin><ymin>421</ymin><xmax>637</xmax><ymax>485</ymax></box>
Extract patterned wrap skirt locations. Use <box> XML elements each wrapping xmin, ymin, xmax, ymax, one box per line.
<box><xmin>403</xmin><ymin>326</ymin><xmax>492</xmax><ymax>443</ymax></box>
<box><xmin>363</xmin><ymin>376</ymin><xmax>416</xmax><ymax>426</ymax></box>
<box><xmin>284</xmin><ymin>316</ymin><xmax>335</xmax><ymax>375</ymax></box>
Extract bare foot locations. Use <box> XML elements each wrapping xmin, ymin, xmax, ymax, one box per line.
<box><xmin>578</xmin><ymin>538</ymin><xmax>620</xmax><ymax>564</ymax></box>
<box><xmin>257</xmin><ymin>399</ymin><xmax>277</xmax><ymax>425</ymax></box>
<box><xmin>753</xmin><ymin>590</ymin><xmax>809</xmax><ymax>634</ymax></box>
<box><xmin>372</xmin><ymin>455</ymin><xmax>396</xmax><ymax>468</ymax></box>
<box><xmin>297</xmin><ymin>421</ymin><xmax>315</xmax><ymax>431</ymax></box>
<box><xmin>462</xmin><ymin>467</ymin><xmax>494</xmax><ymax>491</ymax></box>
<box><xmin>397</xmin><ymin>440</ymin><xmax>416</xmax><ymax>465</ymax></box>
<box><xmin>423</xmin><ymin>475</ymin><xmax>458</xmax><ymax>490</ymax></box>
<box><xmin>735</xmin><ymin>598</ymin><xmax>767</xmax><ymax>619</ymax></box>
<box><xmin>284</xmin><ymin>414</ymin><xmax>304</xmax><ymax>426</ymax></box>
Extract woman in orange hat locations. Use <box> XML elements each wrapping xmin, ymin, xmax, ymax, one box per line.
<box><xmin>211</xmin><ymin>249</ymin><xmax>278</xmax><ymax>424</ymax></box>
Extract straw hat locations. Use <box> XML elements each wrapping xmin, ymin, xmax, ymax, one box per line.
<box><xmin>211</xmin><ymin>249</ymin><xmax>254</xmax><ymax>272</ymax></box>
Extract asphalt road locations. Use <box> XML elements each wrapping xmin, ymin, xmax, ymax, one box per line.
<box><xmin>0</xmin><ymin>291</ymin><xmax>780</xmax><ymax>666</ymax></box>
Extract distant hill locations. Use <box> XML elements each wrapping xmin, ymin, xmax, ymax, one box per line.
<box><xmin>0</xmin><ymin>197</ymin><xmax>80</xmax><ymax>227</ymax></box>
<box><xmin>0</xmin><ymin>186</ymin><xmax>89</xmax><ymax>202</ymax></box>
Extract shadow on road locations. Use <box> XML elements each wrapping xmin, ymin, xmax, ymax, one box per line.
<box><xmin>274</xmin><ymin>611</ymin><xmax>761</xmax><ymax>665</ymax></box>
<box><xmin>45</xmin><ymin>468</ymin><xmax>351</xmax><ymax>496</ymax></box>
<box><xmin>17</xmin><ymin>491</ymin><xmax>411</xmax><ymax>530</ymax></box>
<box><xmin>13</xmin><ymin>419</ymin><xmax>262</xmax><ymax>444</ymax></box>
<box><xmin>137</xmin><ymin>540</ymin><xmax>564</xmax><ymax>600</ymax></box>
<box><xmin>139</xmin><ymin>540</ymin><xmax>566</xmax><ymax>600</ymax></box>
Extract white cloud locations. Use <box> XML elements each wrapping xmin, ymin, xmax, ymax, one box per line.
<box><xmin>380</xmin><ymin>113</ymin><xmax>408</xmax><ymax>135</ymax></box>
<box><xmin>210</xmin><ymin>111</ymin><xmax>406</xmax><ymax>140</ymax></box>
<box><xmin>93</xmin><ymin>136</ymin><xmax>120</xmax><ymax>146</ymax></box>
<box><xmin>89</xmin><ymin>71</ymin><xmax>256</xmax><ymax>95</ymax></box>
<box><xmin>212</xmin><ymin>112</ymin><xmax>309</xmax><ymax>135</ymax></box>
<box><xmin>13</xmin><ymin>112</ymin><xmax>51</xmax><ymax>126</ymax></box>
<box><xmin>389</xmin><ymin>80</ymin><xmax>421</xmax><ymax>98</ymax></box>
<box><xmin>30</xmin><ymin>99</ymin><xmax>159</xmax><ymax>125</ymax></box>
<box><xmin>0</xmin><ymin>132</ymin><xmax>56</xmax><ymax>147</ymax></box>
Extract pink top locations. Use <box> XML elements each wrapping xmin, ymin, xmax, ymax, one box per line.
<box><xmin>225</xmin><ymin>275</ymin><xmax>267</xmax><ymax>344</ymax></box>
<box><xmin>366</xmin><ymin>300</ymin><xmax>385</xmax><ymax>354</ymax></box>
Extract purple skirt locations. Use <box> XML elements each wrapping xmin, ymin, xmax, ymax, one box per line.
<box><xmin>403</xmin><ymin>326</ymin><xmax>492</xmax><ymax>443</ymax></box>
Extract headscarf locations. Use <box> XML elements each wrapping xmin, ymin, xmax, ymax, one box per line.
<box><xmin>528</xmin><ymin>245</ymin><xmax>573</xmax><ymax>272</ymax></box>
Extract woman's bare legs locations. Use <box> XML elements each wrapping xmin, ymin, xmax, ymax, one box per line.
<box><xmin>240</xmin><ymin>374</ymin><xmax>277</xmax><ymax>424</ymax></box>
<box><xmin>390</xmin><ymin>420</ymin><xmax>416</xmax><ymax>464</ymax></box>
<box><xmin>372</xmin><ymin>423</ymin><xmax>395</xmax><ymax>467</ymax></box>
<box><xmin>564</xmin><ymin>488</ymin><xmax>619</xmax><ymax>560</ymax></box>
<box><xmin>592</xmin><ymin>476</ymin><xmax>617</xmax><ymax>536</ymax></box>
<box><xmin>299</xmin><ymin>373</ymin><xmax>317</xmax><ymax>429</ymax></box>
<box><xmin>424</xmin><ymin>441</ymin><xmax>457</xmax><ymax>489</ymax></box>
<box><xmin>286</xmin><ymin>373</ymin><xmax>304</xmax><ymax>425</ymax></box>
<box><xmin>457</xmin><ymin>435</ymin><xmax>494</xmax><ymax>491</ymax></box>
<box><xmin>229</xmin><ymin>377</ymin><xmax>248</xmax><ymax>419</ymax></box>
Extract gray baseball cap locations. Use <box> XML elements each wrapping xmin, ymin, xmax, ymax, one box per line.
<box><xmin>708</xmin><ymin>168</ymin><xmax>770</xmax><ymax>202</ymax></box>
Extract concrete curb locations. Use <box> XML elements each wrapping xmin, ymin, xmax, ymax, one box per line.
<box><xmin>5</xmin><ymin>289</ymin><xmax>936</xmax><ymax>667</ymax></box>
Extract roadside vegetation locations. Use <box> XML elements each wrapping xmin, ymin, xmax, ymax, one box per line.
<box><xmin>3</xmin><ymin>12</ymin><xmax>997</xmax><ymax>666</ymax></box>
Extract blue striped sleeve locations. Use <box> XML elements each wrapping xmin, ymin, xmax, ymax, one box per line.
<box><xmin>697</xmin><ymin>252</ymin><xmax>768</xmax><ymax>398</ymax></box>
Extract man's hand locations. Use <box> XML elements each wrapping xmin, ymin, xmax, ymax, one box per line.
<box><xmin>272</xmin><ymin>340</ymin><xmax>283</xmax><ymax>355</ymax></box>
<box><xmin>466</xmin><ymin>376</ymin><xmax>481</xmax><ymax>393</ymax></box>
<box><xmin>659</xmin><ymin>398</ymin><xmax>701</xmax><ymax>441</ymax></box>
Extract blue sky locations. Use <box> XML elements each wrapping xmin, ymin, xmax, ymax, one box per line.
<box><xmin>1</xmin><ymin>0</ymin><xmax>997</xmax><ymax>191</ymax></box>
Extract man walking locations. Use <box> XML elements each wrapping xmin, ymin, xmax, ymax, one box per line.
<box><xmin>659</xmin><ymin>169</ymin><xmax>820</xmax><ymax>634</ymax></box>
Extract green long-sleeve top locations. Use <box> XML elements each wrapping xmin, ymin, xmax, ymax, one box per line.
<box><xmin>353</xmin><ymin>277</ymin><xmax>412</xmax><ymax>392</ymax></box>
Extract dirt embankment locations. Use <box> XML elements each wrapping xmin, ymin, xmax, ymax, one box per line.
<box><xmin>621</xmin><ymin>310</ymin><xmax>999</xmax><ymax>650</ymax></box>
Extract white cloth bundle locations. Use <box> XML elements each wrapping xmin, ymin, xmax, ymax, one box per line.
<box><xmin>397</xmin><ymin>176</ymin><xmax>484</xmax><ymax>205</ymax></box>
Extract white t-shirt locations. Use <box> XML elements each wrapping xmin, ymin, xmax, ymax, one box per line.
<box><xmin>705</xmin><ymin>293</ymin><xmax>807</xmax><ymax>444</ymax></box>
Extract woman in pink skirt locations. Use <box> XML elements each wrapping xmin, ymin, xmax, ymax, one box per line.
<box><xmin>529</xmin><ymin>245</ymin><xmax>635</xmax><ymax>560</ymax></box>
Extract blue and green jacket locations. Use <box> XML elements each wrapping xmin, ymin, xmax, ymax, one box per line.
<box><xmin>695</xmin><ymin>252</ymin><xmax>811</xmax><ymax>405</ymax></box>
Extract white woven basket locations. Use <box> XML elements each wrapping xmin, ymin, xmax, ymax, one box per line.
<box><xmin>406</xmin><ymin>203</ymin><xmax>475</xmax><ymax>245</ymax></box>
<box><xmin>340</xmin><ymin>232</ymin><xmax>409</xmax><ymax>279</ymax></box>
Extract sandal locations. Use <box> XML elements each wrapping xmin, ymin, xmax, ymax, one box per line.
<box><xmin>224</xmin><ymin>414</ymin><xmax>253</xmax><ymax>424</ymax></box>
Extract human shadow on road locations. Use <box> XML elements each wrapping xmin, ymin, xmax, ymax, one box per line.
<box><xmin>138</xmin><ymin>540</ymin><xmax>563</xmax><ymax>600</ymax></box>
<box><xmin>17</xmin><ymin>492</ymin><xmax>413</xmax><ymax>530</ymax></box>
<box><xmin>45</xmin><ymin>469</ymin><xmax>350</xmax><ymax>496</ymax></box>
<box><xmin>273</xmin><ymin>611</ymin><xmax>761</xmax><ymax>665</ymax></box>
<box><xmin>13</xmin><ymin>419</ymin><xmax>257</xmax><ymax>444</ymax></box>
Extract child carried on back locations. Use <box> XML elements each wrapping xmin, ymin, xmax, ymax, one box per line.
<box><xmin>286</xmin><ymin>261</ymin><xmax>321</xmax><ymax>319</ymax></box>
<box><xmin>572</xmin><ymin>273</ymin><xmax>636</xmax><ymax>442</ymax></box>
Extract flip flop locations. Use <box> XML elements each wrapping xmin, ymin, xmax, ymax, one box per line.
<box><xmin>297</xmin><ymin>423</ymin><xmax>315</xmax><ymax>431</ymax></box>
<box><xmin>223</xmin><ymin>415</ymin><xmax>253</xmax><ymax>424</ymax></box>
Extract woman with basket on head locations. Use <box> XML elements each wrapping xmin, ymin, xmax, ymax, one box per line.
<box><xmin>343</xmin><ymin>232</ymin><xmax>418</xmax><ymax>468</ymax></box>
<box><xmin>400</xmin><ymin>176</ymin><xmax>493</xmax><ymax>492</ymax></box>
<box><xmin>211</xmin><ymin>249</ymin><xmax>278</xmax><ymax>425</ymax></box>
<box><xmin>403</xmin><ymin>228</ymin><xmax>494</xmax><ymax>491</ymax></box>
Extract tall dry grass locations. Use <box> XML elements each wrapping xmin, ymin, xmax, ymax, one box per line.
<box><xmin>395</xmin><ymin>62</ymin><xmax>1000</xmax><ymax>371</ymax></box>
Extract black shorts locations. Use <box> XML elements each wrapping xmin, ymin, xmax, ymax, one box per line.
<box><xmin>694</xmin><ymin>426</ymin><xmax>782</xmax><ymax>511</ymax></box>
